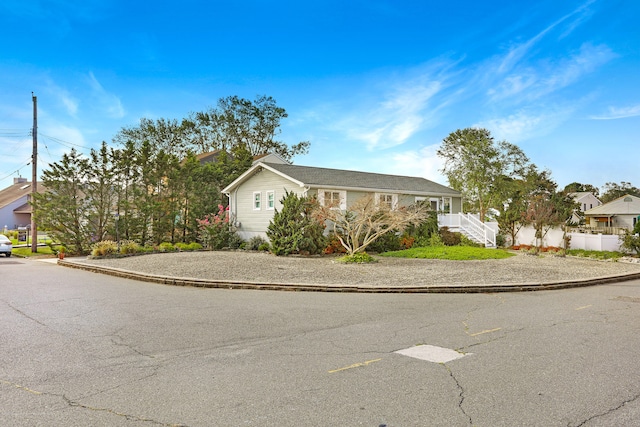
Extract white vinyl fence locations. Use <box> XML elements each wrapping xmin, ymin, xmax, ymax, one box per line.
<box><xmin>513</xmin><ymin>225</ymin><xmax>623</xmax><ymax>252</ymax></box>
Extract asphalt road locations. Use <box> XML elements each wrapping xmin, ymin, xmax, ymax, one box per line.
<box><xmin>2</xmin><ymin>256</ymin><xmax>640</xmax><ymax>426</ymax></box>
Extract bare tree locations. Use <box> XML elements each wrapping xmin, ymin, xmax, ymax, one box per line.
<box><xmin>316</xmin><ymin>194</ymin><xmax>428</xmax><ymax>255</ymax></box>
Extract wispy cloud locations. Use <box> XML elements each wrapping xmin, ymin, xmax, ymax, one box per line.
<box><xmin>488</xmin><ymin>43</ymin><xmax>616</xmax><ymax>103</ymax></box>
<box><xmin>475</xmin><ymin>105</ymin><xmax>576</xmax><ymax>142</ymax></box>
<box><xmin>44</xmin><ymin>79</ymin><xmax>79</xmax><ymax>117</ymax></box>
<box><xmin>334</xmin><ymin>65</ymin><xmax>453</xmax><ymax>150</ymax></box>
<box><xmin>391</xmin><ymin>145</ymin><xmax>444</xmax><ymax>182</ymax></box>
<box><xmin>87</xmin><ymin>72</ymin><xmax>125</xmax><ymax>119</ymax></box>
<box><xmin>590</xmin><ymin>104</ymin><xmax>640</xmax><ymax>120</ymax></box>
<box><xmin>496</xmin><ymin>0</ymin><xmax>596</xmax><ymax>74</ymax></box>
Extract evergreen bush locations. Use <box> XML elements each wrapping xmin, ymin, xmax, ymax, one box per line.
<box><xmin>266</xmin><ymin>191</ymin><xmax>326</xmax><ymax>256</ymax></box>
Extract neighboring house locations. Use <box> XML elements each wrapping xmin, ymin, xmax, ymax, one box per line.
<box><xmin>0</xmin><ymin>178</ymin><xmax>45</xmax><ymax>230</ymax></box>
<box><xmin>568</xmin><ymin>191</ymin><xmax>602</xmax><ymax>223</ymax></box>
<box><xmin>583</xmin><ymin>194</ymin><xmax>640</xmax><ymax>232</ymax></box>
<box><xmin>222</xmin><ymin>161</ymin><xmax>462</xmax><ymax>240</ymax></box>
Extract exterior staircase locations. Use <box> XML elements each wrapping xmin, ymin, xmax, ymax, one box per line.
<box><xmin>438</xmin><ymin>213</ymin><xmax>497</xmax><ymax>248</ymax></box>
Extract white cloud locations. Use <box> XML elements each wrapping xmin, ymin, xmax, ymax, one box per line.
<box><xmin>340</xmin><ymin>76</ymin><xmax>444</xmax><ymax>150</ymax></box>
<box><xmin>488</xmin><ymin>43</ymin><xmax>615</xmax><ymax>103</ymax></box>
<box><xmin>87</xmin><ymin>72</ymin><xmax>126</xmax><ymax>119</ymax></box>
<box><xmin>590</xmin><ymin>104</ymin><xmax>640</xmax><ymax>120</ymax></box>
<box><xmin>496</xmin><ymin>0</ymin><xmax>596</xmax><ymax>74</ymax></box>
<box><xmin>371</xmin><ymin>144</ymin><xmax>446</xmax><ymax>184</ymax></box>
<box><xmin>475</xmin><ymin>106</ymin><xmax>575</xmax><ymax>142</ymax></box>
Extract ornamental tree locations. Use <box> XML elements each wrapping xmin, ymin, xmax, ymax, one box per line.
<box><xmin>197</xmin><ymin>205</ymin><xmax>236</xmax><ymax>250</ymax></box>
<box><xmin>315</xmin><ymin>194</ymin><xmax>428</xmax><ymax>255</ymax></box>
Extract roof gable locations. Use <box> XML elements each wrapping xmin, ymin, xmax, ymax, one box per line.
<box><xmin>584</xmin><ymin>194</ymin><xmax>640</xmax><ymax>216</ymax></box>
<box><xmin>0</xmin><ymin>181</ymin><xmax>45</xmax><ymax>209</ymax></box>
<box><xmin>223</xmin><ymin>162</ymin><xmax>460</xmax><ymax>196</ymax></box>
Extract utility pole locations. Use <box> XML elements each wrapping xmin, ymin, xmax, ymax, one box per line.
<box><xmin>31</xmin><ymin>93</ymin><xmax>38</xmax><ymax>253</ymax></box>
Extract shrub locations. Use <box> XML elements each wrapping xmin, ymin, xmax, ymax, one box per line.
<box><xmin>246</xmin><ymin>236</ymin><xmax>268</xmax><ymax>251</ymax></box>
<box><xmin>174</xmin><ymin>242</ymin><xmax>190</xmax><ymax>251</ymax></box>
<box><xmin>323</xmin><ymin>233</ymin><xmax>348</xmax><ymax>255</ymax></box>
<box><xmin>227</xmin><ymin>233</ymin><xmax>244</xmax><ymax>250</ymax></box>
<box><xmin>400</xmin><ymin>234</ymin><xmax>415</xmax><ymax>250</ymax></box>
<box><xmin>187</xmin><ymin>242</ymin><xmax>203</xmax><ymax>251</ymax></box>
<box><xmin>405</xmin><ymin>210</ymin><xmax>439</xmax><ymax>247</ymax></box>
<box><xmin>429</xmin><ymin>233</ymin><xmax>445</xmax><ymax>247</ymax></box>
<box><xmin>337</xmin><ymin>252</ymin><xmax>377</xmax><ymax>263</ymax></box>
<box><xmin>267</xmin><ymin>191</ymin><xmax>326</xmax><ymax>256</ymax></box>
<box><xmin>439</xmin><ymin>227</ymin><xmax>461</xmax><ymax>246</ymax></box>
<box><xmin>258</xmin><ymin>243</ymin><xmax>270</xmax><ymax>252</ymax></box>
<box><xmin>495</xmin><ymin>234</ymin><xmax>506</xmax><ymax>248</ymax></box>
<box><xmin>197</xmin><ymin>205</ymin><xmax>239</xmax><ymax>250</ymax></box>
<box><xmin>367</xmin><ymin>231</ymin><xmax>401</xmax><ymax>253</ymax></box>
<box><xmin>621</xmin><ymin>232</ymin><xmax>640</xmax><ymax>255</ymax></box>
<box><xmin>119</xmin><ymin>240</ymin><xmax>140</xmax><ymax>254</ymax></box>
<box><xmin>91</xmin><ymin>240</ymin><xmax>118</xmax><ymax>257</ymax></box>
<box><xmin>158</xmin><ymin>242</ymin><xmax>176</xmax><ymax>252</ymax></box>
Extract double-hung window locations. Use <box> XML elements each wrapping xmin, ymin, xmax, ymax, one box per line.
<box><xmin>319</xmin><ymin>190</ymin><xmax>346</xmax><ymax>210</ymax></box>
<box><xmin>266</xmin><ymin>191</ymin><xmax>275</xmax><ymax>210</ymax></box>
<box><xmin>377</xmin><ymin>193</ymin><xmax>397</xmax><ymax>209</ymax></box>
<box><xmin>253</xmin><ymin>192</ymin><xmax>261</xmax><ymax>210</ymax></box>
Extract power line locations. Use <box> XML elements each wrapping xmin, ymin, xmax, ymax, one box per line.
<box><xmin>0</xmin><ymin>159</ymin><xmax>31</xmax><ymax>182</ymax></box>
<box><xmin>39</xmin><ymin>132</ymin><xmax>90</xmax><ymax>150</ymax></box>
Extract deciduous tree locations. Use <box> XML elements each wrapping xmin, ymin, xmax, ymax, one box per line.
<box><xmin>437</xmin><ymin>128</ymin><xmax>529</xmax><ymax>221</ymax></box>
<box><xmin>316</xmin><ymin>195</ymin><xmax>428</xmax><ymax>255</ymax></box>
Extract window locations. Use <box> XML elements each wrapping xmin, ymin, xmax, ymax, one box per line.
<box><xmin>266</xmin><ymin>191</ymin><xmax>275</xmax><ymax>210</ymax></box>
<box><xmin>442</xmin><ymin>197</ymin><xmax>451</xmax><ymax>213</ymax></box>
<box><xmin>253</xmin><ymin>192</ymin><xmax>261</xmax><ymax>210</ymax></box>
<box><xmin>377</xmin><ymin>193</ymin><xmax>397</xmax><ymax>209</ymax></box>
<box><xmin>319</xmin><ymin>190</ymin><xmax>346</xmax><ymax>209</ymax></box>
<box><xmin>429</xmin><ymin>198</ymin><xmax>439</xmax><ymax>211</ymax></box>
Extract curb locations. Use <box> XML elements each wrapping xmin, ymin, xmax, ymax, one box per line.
<box><xmin>57</xmin><ymin>259</ymin><xmax>640</xmax><ymax>294</ymax></box>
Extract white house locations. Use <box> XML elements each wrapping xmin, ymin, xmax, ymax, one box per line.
<box><xmin>222</xmin><ymin>161</ymin><xmax>463</xmax><ymax>241</ymax></box>
<box><xmin>568</xmin><ymin>192</ymin><xmax>602</xmax><ymax>223</ymax></box>
<box><xmin>584</xmin><ymin>194</ymin><xmax>640</xmax><ymax>232</ymax></box>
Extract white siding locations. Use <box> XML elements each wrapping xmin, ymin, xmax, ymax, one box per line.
<box><xmin>230</xmin><ymin>169</ymin><xmax>304</xmax><ymax>240</ymax></box>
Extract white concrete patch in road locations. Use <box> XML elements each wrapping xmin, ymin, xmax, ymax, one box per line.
<box><xmin>395</xmin><ymin>344</ymin><xmax>470</xmax><ymax>363</ymax></box>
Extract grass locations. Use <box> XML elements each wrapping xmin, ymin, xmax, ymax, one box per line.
<box><xmin>381</xmin><ymin>245</ymin><xmax>516</xmax><ymax>261</ymax></box>
<box><xmin>566</xmin><ymin>249</ymin><xmax>624</xmax><ymax>260</ymax></box>
<box><xmin>11</xmin><ymin>246</ymin><xmax>55</xmax><ymax>257</ymax></box>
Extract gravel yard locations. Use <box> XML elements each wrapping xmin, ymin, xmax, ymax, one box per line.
<box><xmin>72</xmin><ymin>251</ymin><xmax>640</xmax><ymax>288</ymax></box>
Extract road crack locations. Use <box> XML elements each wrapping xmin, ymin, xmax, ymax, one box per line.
<box><xmin>444</xmin><ymin>364</ymin><xmax>472</xmax><ymax>426</ymax></box>
<box><xmin>3</xmin><ymin>301</ymin><xmax>47</xmax><ymax>327</ymax></box>
<box><xmin>572</xmin><ymin>392</ymin><xmax>640</xmax><ymax>426</ymax></box>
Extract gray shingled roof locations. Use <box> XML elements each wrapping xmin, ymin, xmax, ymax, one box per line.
<box><xmin>264</xmin><ymin>163</ymin><xmax>460</xmax><ymax>196</ymax></box>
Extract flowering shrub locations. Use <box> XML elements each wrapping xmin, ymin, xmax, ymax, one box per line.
<box><xmin>197</xmin><ymin>205</ymin><xmax>238</xmax><ymax>250</ymax></box>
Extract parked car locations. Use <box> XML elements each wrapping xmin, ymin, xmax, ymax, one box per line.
<box><xmin>0</xmin><ymin>234</ymin><xmax>12</xmax><ymax>257</ymax></box>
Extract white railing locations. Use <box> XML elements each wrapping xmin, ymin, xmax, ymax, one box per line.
<box><xmin>438</xmin><ymin>213</ymin><xmax>497</xmax><ymax>248</ymax></box>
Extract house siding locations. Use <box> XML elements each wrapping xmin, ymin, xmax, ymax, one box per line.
<box><xmin>224</xmin><ymin>162</ymin><xmax>464</xmax><ymax>241</ymax></box>
<box><xmin>230</xmin><ymin>169</ymin><xmax>304</xmax><ymax>239</ymax></box>
<box><xmin>0</xmin><ymin>196</ymin><xmax>30</xmax><ymax>229</ymax></box>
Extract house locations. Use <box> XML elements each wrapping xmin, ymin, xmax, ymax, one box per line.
<box><xmin>222</xmin><ymin>161</ymin><xmax>463</xmax><ymax>240</ymax></box>
<box><xmin>0</xmin><ymin>178</ymin><xmax>45</xmax><ymax>230</ymax></box>
<box><xmin>583</xmin><ymin>194</ymin><xmax>640</xmax><ymax>232</ymax></box>
<box><xmin>568</xmin><ymin>192</ymin><xmax>602</xmax><ymax>223</ymax></box>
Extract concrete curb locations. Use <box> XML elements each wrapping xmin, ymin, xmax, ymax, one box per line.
<box><xmin>57</xmin><ymin>259</ymin><xmax>640</xmax><ymax>294</ymax></box>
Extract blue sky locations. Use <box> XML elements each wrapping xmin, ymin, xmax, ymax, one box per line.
<box><xmin>1</xmin><ymin>0</ymin><xmax>638</xmax><ymax>191</ymax></box>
